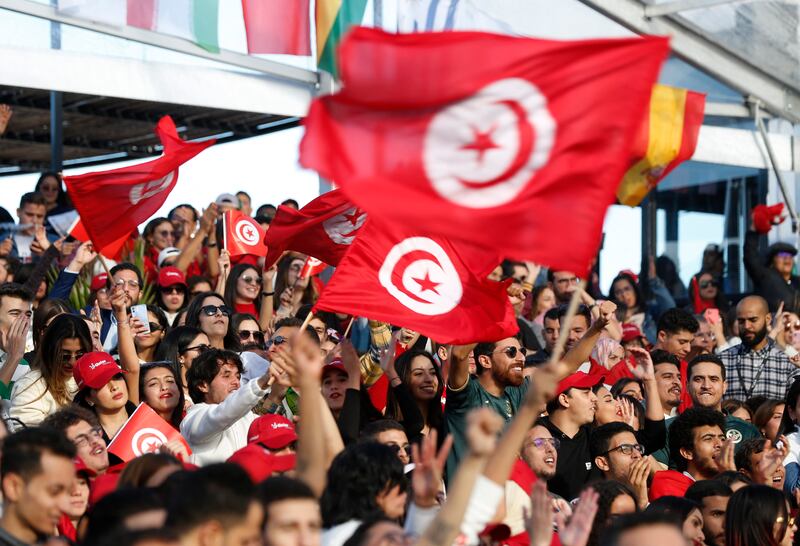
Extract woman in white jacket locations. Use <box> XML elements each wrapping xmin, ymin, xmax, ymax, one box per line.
<box><xmin>10</xmin><ymin>314</ymin><xmax>92</xmax><ymax>426</ymax></box>
<box><xmin>181</xmin><ymin>348</ymin><xmax>271</xmax><ymax>465</ymax></box>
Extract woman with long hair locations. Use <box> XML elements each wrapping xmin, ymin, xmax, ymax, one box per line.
<box><xmin>10</xmin><ymin>314</ymin><xmax>92</xmax><ymax>425</ymax></box>
<box><xmin>753</xmin><ymin>399</ymin><xmax>785</xmax><ymax>441</ymax></box>
<box><xmin>585</xmin><ymin>481</ymin><xmax>638</xmax><ymax>546</ymax></box>
<box><xmin>646</xmin><ymin>496</ymin><xmax>705</xmax><ymax>546</ymax></box>
<box><xmin>72</xmin><ymin>351</ymin><xmax>136</xmax><ymax>442</ymax></box>
<box><xmin>224</xmin><ymin>263</ymin><xmax>262</xmax><ymax>316</ymax></box>
<box><xmin>142</xmin><ymin>217</ymin><xmax>176</xmax><ymax>280</ymax></box>
<box><xmin>609</xmin><ymin>271</ymin><xmax>675</xmax><ymax>344</ymax></box>
<box><xmin>34</xmin><ymin>171</ymin><xmax>72</xmax><ymax>214</ymax></box>
<box><xmin>155</xmin><ymin>325</ymin><xmax>210</xmax><ymax>404</ymax></box>
<box><xmin>725</xmin><ymin>485</ymin><xmax>795</xmax><ymax>546</ymax></box>
<box><xmin>184</xmin><ymin>291</ymin><xmax>238</xmax><ymax>351</ymax></box>
<box><xmin>384</xmin><ymin>349</ymin><xmax>444</xmax><ymax>443</ymax></box>
<box><xmin>139</xmin><ymin>361</ymin><xmax>185</xmax><ymax>429</ymax></box>
<box><xmin>688</xmin><ymin>270</ymin><xmax>730</xmax><ymax>315</ymax></box>
<box><xmin>157</xmin><ymin>267</ymin><xmax>188</xmax><ymax>325</ymax></box>
<box><xmin>273</xmin><ymin>254</ymin><xmax>318</xmax><ymax>316</ymax></box>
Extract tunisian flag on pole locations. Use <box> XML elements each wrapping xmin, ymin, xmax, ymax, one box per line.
<box><xmin>264</xmin><ymin>189</ymin><xmax>366</xmax><ymax>269</ymax></box>
<box><xmin>300</xmin><ymin>28</ymin><xmax>670</xmax><ymax>273</ymax></box>
<box><xmin>223</xmin><ymin>210</ymin><xmax>268</xmax><ymax>257</ymax></box>
<box><xmin>314</xmin><ymin>218</ymin><xmax>518</xmax><ymax>344</ymax></box>
<box><xmin>241</xmin><ymin>0</ymin><xmax>311</xmax><ymax>55</ymax></box>
<box><xmin>108</xmin><ymin>404</ymin><xmax>191</xmax><ymax>463</ymax></box>
<box><xmin>64</xmin><ymin>116</ymin><xmax>214</xmax><ymax>251</ymax></box>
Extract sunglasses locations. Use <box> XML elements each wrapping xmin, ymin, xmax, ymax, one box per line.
<box><xmin>698</xmin><ymin>280</ymin><xmax>718</xmax><ymax>289</ymax></box>
<box><xmin>157</xmin><ymin>230</ymin><xmax>176</xmax><ymax>238</ymax></box>
<box><xmin>148</xmin><ymin>322</ymin><xmax>163</xmax><ymax>332</ymax></box>
<box><xmin>182</xmin><ymin>343</ymin><xmax>210</xmax><ymax>354</ymax></box>
<box><xmin>239</xmin><ymin>275</ymin><xmax>260</xmax><ymax>285</ymax></box>
<box><xmin>267</xmin><ymin>335</ymin><xmax>288</xmax><ymax>348</ymax></box>
<box><xmin>239</xmin><ymin>330</ymin><xmax>265</xmax><ymax>343</ymax></box>
<box><xmin>61</xmin><ymin>351</ymin><xmax>86</xmax><ymax>364</ymax></box>
<box><xmin>200</xmin><ymin>304</ymin><xmax>232</xmax><ymax>317</ymax></box>
<box><xmin>491</xmin><ymin>346</ymin><xmax>527</xmax><ymax>358</ymax></box>
<box><xmin>160</xmin><ymin>286</ymin><xmax>184</xmax><ymax>295</ymax></box>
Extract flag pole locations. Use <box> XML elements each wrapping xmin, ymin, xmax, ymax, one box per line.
<box><xmin>96</xmin><ymin>251</ymin><xmax>113</xmax><ymax>277</ymax></box>
<box><xmin>343</xmin><ymin>317</ymin><xmax>355</xmax><ymax>338</ymax></box>
<box><xmin>547</xmin><ymin>278</ymin><xmax>588</xmax><ymax>366</ymax></box>
<box><xmin>222</xmin><ymin>211</ymin><xmax>227</xmax><ymax>252</ymax></box>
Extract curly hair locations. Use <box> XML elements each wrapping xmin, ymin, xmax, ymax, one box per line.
<box><xmin>669</xmin><ymin>407</ymin><xmax>726</xmax><ymax>472</ymax></box>
<box><xmin>320</xmin><ymin>442</ymin><xmax>408</xmax><ymax>527</ymax></box>
<box><xmin>657</xmin><ymin>308</ymin><xmax>699</xmax><ymax>336</ymax></box>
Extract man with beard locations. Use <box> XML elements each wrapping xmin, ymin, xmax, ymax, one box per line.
<box><xmin>653</xmin><ymin>308</ymin><xmax>699</xmax><ymax>412</ymax></box>
<box><xmin>719</xmin><ymin>295</ymin><xmax>800</xmax><ymax>400</ymax></box>
<box><xmin>649</xmin><ymin>407</ymin><xmax>735</xmax><ymax>500</ymax></box>
<box><xmin>590</xmin><ymin>422</ymin><xmax>650</xmax><ymax>509</ymax></box>
<box><xmin>444</xmin><ymin>335</ymin><xmax>528</xmax><ymax>480</ymax></box>
<box><xmin>539</xmin><ymin>372</ymin><xmax>604</xmax><ymax>500</ymax></box>
<box><xmin>502</xmin><ymin>424</ymin><xmax>563</xmax><ymax>539</ymax></box>
<box><xmin>685</xmin><ymin>480</ymin><xmax>732</xmax><ymax>546</ymax></box>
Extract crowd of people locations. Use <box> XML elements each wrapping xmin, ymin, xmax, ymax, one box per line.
<box><xmin>0</xmin><ymin>169</ymin><xmax>799</xmax><ymax>546</ymax></box>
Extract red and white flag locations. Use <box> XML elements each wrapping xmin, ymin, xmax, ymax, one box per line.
<box><xmin>108</xmin><ymin>404</ymin><xmax>191</xmax><ymax>463</ymax></box>
<box><xmin>313</xmin><ymin>218</ymin><xmax>517</xmax><ymax>344</ymax></box>
<box><xmin>224</xmin><ymin>210</ymin><xmax>267</xmax><ymax>257</ymax></box>
<box><xmin>299</xmin><ymin>257</ymin><xmax>327</xmax><ymax>280</ymax></box>
<box><xmin>264</xmin><ymin>189</ymin><xmax>366</xmax><ymax>269</ymax></box>
<box><xmin>241</xmin><ymin>0</ymin><xmax>311</xmax><ymax>55</ymax></box>
<box><xmin>64</xmin><ymin>116</ymin><xmax>214</xmax><ymax>251</ymax></box>
<box><xmin>300</xmin><ymin>28</ymin><xmax>670</xmax><ymax>273</ymax></box>
<box><xmin>68</xmin><ymin>217</ymin><xmax>134</xmax><ymax>261</ymax></box>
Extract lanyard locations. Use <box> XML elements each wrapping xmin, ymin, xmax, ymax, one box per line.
<box><xmin>735</xmin><ymin>341</ymin><xmax>772</xmax><ymax>399</ymax></box>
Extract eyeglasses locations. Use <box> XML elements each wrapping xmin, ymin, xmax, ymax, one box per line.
<box><xmin>526</xmin><ymin>437</ymin><xmax>560</xmax><ymax>450</ymax></box>
<box><xmin>239</xmin><ymin>330</ymin><xmax>265</xmax><ymax>343</ymax></box>
<box><xmin>72</xmin><ymin>426</ymin><xmax>104</xmax><ymax>448</ymax></box>
<box><xmin>114</xmin><ymin>279</ymin><xmax>141</xmax><ymax>289</ymax></box>
<box><xmin>148</xmin><ymin>322</ymin><xmax>163</xmax><ymax>332</ymax></box>
<box><xmin>603</xmin><ymin>443</ymin><xmax>645</xmax><ymax>456</ymax></box>
<box><xmin>61</xmin><ymin>350</ymin><xmax>86</xmax><ymax>364</ymax></box>
<box><xmin>388</xmin><ymin>443</ymin><xmax>411</xmax><ymax>455</ymax></box>
<box><xmin>267</xmin><ymin>335</ymin><xmax>288</xmax><ymax>348</ymax></box>
<box><xmin>698</xmin><ymin>280</ymin><xmax>718</xmax><ymax>289</ymax></box>
<box><xmin>200</xmin><ymin>304</ymin><xmax>231</xmax><ymax>317</ymax></box>
<box><xmin>776</xmin><ymin>516</ymin><xmax>796</xmax><ymax>527</ymax></box>
<box><xmin>182</xmin><ymin>343</ymin><xmax>210</xmax><ymax>354</ymax></box>
<box><xmin>491</xmin><ymin>346</ymin><xmax>526</xmax><ymax>359</ymax></box>
<box><xmin>160</xmin><ymin>286</ymin><xmax>184</xmax><ymax>295</ymax></box>
<box><xmin>239</xmin><ymin>275</ymin><xmax>260</xmax><ymax>285</ymax></box>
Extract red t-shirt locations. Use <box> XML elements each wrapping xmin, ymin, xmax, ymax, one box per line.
<box><xmin>649</xmin><ymin>470</ymin><xmax>694</xmax><ymax>501</ymax></box>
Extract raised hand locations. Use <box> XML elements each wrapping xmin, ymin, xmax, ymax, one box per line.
<box><xmin>618</xmin><ymin>397</ymin><xmax>637</xmax><ymax>428</ymax></box>
<box><xmin>199</xmin><ymin>203</ymin><xmax>219</xmax><ymax>234</ymax></box>
<box><xmin>465</xmin><ymin>407</ymin><xmax>503</xmax><ymax>457</ymax></box>
<box><xmin>556</xmin><ymin>487</ymin><xmax>599</xmax><ymax>546</ymax></box>
<box><xmin>378</xmin><ymin>330</ymin><xmax>402</xmax><ymax>379</ymax></box>
<box><xmin>718</xmin><ymin>438</ymin><xmax>736</xmax><ymax>472</ymax></box>
<box><xmin>524</xmin><ymin>480</ymin><xmax>554</xmax><ymax>546</ymax></box>
<box><xmin>217</xmin><ymin>249</ymin><xmax>231</xmax><ymax>275</ymax></box>
<box><xmin>159</xmin><ymin>439</ymin><xmax>190</xmax><ymax>462</ymax></box>
<box><xmin>626</xmin><ymin>347</ymin><xmax>655</xmax><ymax>381</ymax></box>
<box><xmin>29</xmin><ymin>225</ymin><xmax>51</xmax><ymax>255</ymax></box>
<box><xmin>0</xmin><ymin>237</ymin><xmax>11</xmax><ymax>257</ymax></box>
<box><xmin>71</xmin><ymin>241</ymin><xmax>98</xmax><ymax>268</ymax></box>
<box><xmin>626</xmin><ymin>457</ymin><xmax>650</xmax><ymax>509</ymax></box>
<box><xmin>110</xmin><ymin>286</ymin><xmax>127</xmax><ymax>317</ymax></box>
<box><xmin>0</xmin><ymin>315</ymin><xmax>29</xmax><ymax>363</ymax></box>
<box><xmin>411</xmin><ymin>430</ymin><xmax>453</xmax><ymax>508</ymax></box>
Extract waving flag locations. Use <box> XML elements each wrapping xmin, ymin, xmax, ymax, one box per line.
<box><xmin>108</xmin><ymin>404</ymin><xmax>191</xmax><ymax>463</ymax></box>
<box><xmin>314</xmin><ymin>218</ymin><xmax>517</xmax><ymax>344</ymax></box>
<box><xmin>64</xmin><ymin>116</ymin><xmax>214</xmax><ymax>251</ymax></box>
<box><xmin>617</xmin><ymin>84</ymin><xmax>706</xmax><ymax>206</ymax></box>
<box><xmin>300</xmin><ymin>28</ymin><xmax>669</xmax><ymax>274</ymax></box>
<box><xmin>316</xmin><ymin>0</ymin><xmax>368</xmax><ymax>76</ymax></box>
<box><xmin>264</xmin><ymin>189</ymin><xmax>366</xmax><ymax>269</ymax></box>
<box><xmin>242</xmin><ymin>0</ymin><xmax>311</xmax><ymax>55</ymax></box>
<box><xmin>224</xmin><ymin>210</ymin><xmax>267</xmax><ymax>257</ymax></box>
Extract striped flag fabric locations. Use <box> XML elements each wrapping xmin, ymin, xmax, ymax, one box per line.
<box><xmin>57</xmin><ymin>0</ymin><xmax>221</xmax><ymax>52</ymax></box>
<box><xmin>241</xmin><ymin>0</ymin><xmax>311</xmax><ymax>55</ymax></box>
<box><xmin>616</xmin><ymin>84</ymin><xmax>706</xmax><ymax>206</ymax></box>
<box><xmin>316</xmin><ymin>0</ymin><xmax>368</xmax><ymax>76</ymax></box>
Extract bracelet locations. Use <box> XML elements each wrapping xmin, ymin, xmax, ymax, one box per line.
<box><xmin>262</xmin><ymin>291</ymin><xmax>274</xmax><ymax>298</ymax></box>
<box><xmin>207</xmin><ymin>242</ymin><xmax>217</xmax><ymax>248</ymax></box>
<box><xmin>521</xmin><ymin>281</ymin><xmax>533</xmax><ymax>292</ymax></box>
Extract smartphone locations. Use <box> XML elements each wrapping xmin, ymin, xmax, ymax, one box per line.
<box><xmin>704</xmin><ymin>308</ymin><xmax>721</xmax><ymax>326</ymax></box>
<box><xmin>130</xmin><ymin>304</ymin><xmax>151</xmax><ymax>334</ymax></box>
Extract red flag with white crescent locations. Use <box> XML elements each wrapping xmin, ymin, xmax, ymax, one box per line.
<box><xmin>300</xmin><ymin>28</ymin><xmax>670</xmax><ymax>273</ymax></box>
<box><xmin>264</xmin><ymin>189</ymin><xmax>366</xmax><ymax>269</ymax></box>
<box><xmin>299</xmin><ymin>257</ymin><xmax>327</xmax><ymax>280</ymax></box>
<box><xmin>224</xmin><ymin>210</ymin><xmax>268</xmax><ymax>257</ymax></box>
<box><xmin>107</xmin><ymin>404</ymin><xmax>191</xmax><ymax>463</ymax></box>
<box><xmin>314</xmin><ymin>218</ymin><xmax>517</xmax><ymax>344</ymax></box>
<box><xmin>64</xmin><ymin>116</ymin><xmax>214</xmax><ymax>251</ymax></box>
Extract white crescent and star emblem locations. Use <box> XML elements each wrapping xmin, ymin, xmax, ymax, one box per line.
<box><xmin>130</xmin><ymin>427</ymin><xmax>169</xmax><ymax>457</ymax></box>
<box><xmin>129</xmin><ymin>171</ymin><xmax>176</xmax><ymax>205</ymax></box>
<box><xmin>378</xmin><ymin>237</ymin><xmax>462</xmax><ymax>316</ymax></box>
<box><xmin>323</xmin><ymin>207</ymin><xmax>367</xmax><ymax>245</ymax></box>
<box><xmin>423</xmin><ymin>78</ymin><xmax>556</xmax><ymax>208</ymax></box>
<box><xmin>235</xmin><ymin>219</ymin><xmax>260</xmax><ymax>246</ymax></box>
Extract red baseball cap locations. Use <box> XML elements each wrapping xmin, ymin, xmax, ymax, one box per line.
<box><xmin>621</xmin><ymin>323</ymin><xmax>644</xmax><ymax>343</ymax></box>
<box><xmin>73</xmin><ymin>351</ymin><xmax>125</xmax><ymax>391</ymax></box>
<box><xmin>228</xmin><ymin>444</ymin><xmax>296</xmax><ymax>483</ymax></box>
<box><xmin>247</xmin><ymin>414</ymin><xmax>297</xmax><ymax>449</ymax></box>
<box><xmin>321</xmin><ymin>357</ymin><xmax>348</xmax><ymax>379</ymax></box>
<box><xmin>555</xmin><ymin>372</ymin><xmax>605</xmax><ymax>397</ymax></box>
<box><xmin>158</xmin><ymin>266</ymin><xmax>187</xmax><ymax>289</ymax></box>
<box><xmin>90</xmin><ymin>272</ymin><xmax>108</xmax><ymax>292</ymax></box>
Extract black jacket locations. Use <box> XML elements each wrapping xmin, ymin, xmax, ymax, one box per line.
<box><xmin>743</xmin><ymin>230</ymin><xmax>800</xmax><ymax>312</ymax></box>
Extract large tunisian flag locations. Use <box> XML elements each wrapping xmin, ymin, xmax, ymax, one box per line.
<box><xmin>264</xmin><ymin>189</ymin><xmax>366</xmax><ymax>269</ymax></box>
<box><xmin>300</xmin><ymin>28</ymin><xmax>670</xmax><ymax>273</ymax></box>
<box><xmin>313</xmin><ymin>218</ymin><xmax>518</xmax><ymax>344</ymax></box>
<box><xmin>64</xmin><ymin>116</ymin><xmax>214</xmax><ymax>250</ymax></box>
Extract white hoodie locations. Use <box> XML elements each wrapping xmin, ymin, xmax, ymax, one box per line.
<box><xmin>180</xmin><ymin>378</ymin><xmax>267</xmax><ymax>466</ymax></box>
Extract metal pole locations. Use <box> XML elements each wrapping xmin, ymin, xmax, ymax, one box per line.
<box><xmin>754</xmin><ymin>103</ymin><xmax>798</xmax><ymax>232</ymax></box>
<box><xmin>49</xmin><ymin>0</ymin><xmax>62</xmax><ymax>172</ymax></box>
<box><xmin>373</xmin><ymin>0</ymin><xmax>383</xmax><ymax>28</ymax></box>
<box><xmin>640</xmin><ymin>195</ymin><xmax>657</xmax><ymax>297</ymax></box>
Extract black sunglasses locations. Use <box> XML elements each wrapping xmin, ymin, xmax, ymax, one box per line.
<box><xmin>239</xmin><ymin>330</ymin><xmax>265</xmax><ymax>343</ymax></box>
<box><xmin>148</xmin><ymin>322</ymin><xmax>163</xmax><ymax>332</ymax></box>
<box><xmin>698</xmin><ymin>280</ymin><xmax>718</xmax><ymax>289</ymax></box>
<box><xmin>200</xmin><ymin>304</ymin><xmax>232</xmax><ymax>317</ymax></box>
<box><xmin>491</xmin><ymin>346</ymin><xmax>527</xmax><ymax>359</ymax></box>
<box><xmin>160</xmin><ymin>286</ymin><xmax>184</xmax><ymax>295</ymax></box>
<box><xmin>267</xmin><ymin>335</ymin><xmax>288</xmax><ymax>348</ymax></box>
